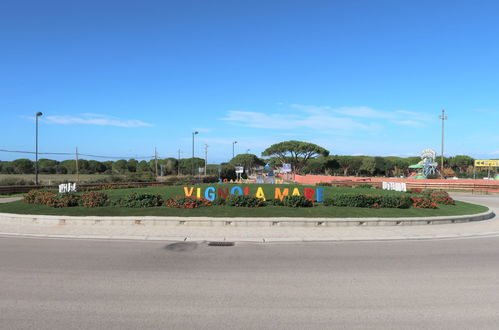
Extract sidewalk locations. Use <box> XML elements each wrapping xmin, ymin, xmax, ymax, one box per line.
<box><xmin>1</xmin><ymin>194</ymin><xmax>499</xmax><ymax>242</ymax></box>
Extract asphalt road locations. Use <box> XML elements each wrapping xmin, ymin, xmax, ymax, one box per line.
<box><xmin>1</xmin><ymin>235</ymin><xmax>499</xmax><ymax>330</ymax></box>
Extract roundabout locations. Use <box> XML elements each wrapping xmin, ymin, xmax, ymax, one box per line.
<box><xmin>0</xmin><ymin>193</ymin><xmax>497</xmax><ymax>242</ymax></box>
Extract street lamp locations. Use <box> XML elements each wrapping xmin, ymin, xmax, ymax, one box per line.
<box><xmin>439</xmin><ymin>109</ymin><xmax>447</xmax><ymax>177</ymax></box>
<box><xmin>232</xmin><ymin>141</ymin><xmax>237</xmax><ymax>159</ymax></box>
<box><xmin>192</xmin><ymin>131</ymin><xmax>198</xmax><ymax>176</ymax></box>
<box><xmin>35</xmin><ymin>112</ymin><xmax>43</xmax><ymax>185</ymax></box>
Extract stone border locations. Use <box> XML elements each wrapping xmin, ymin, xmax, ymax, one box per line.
<box><xmin>0</xmin><ymin>209</ymin><xmax>494</xmax><ymax>228</ymax></box>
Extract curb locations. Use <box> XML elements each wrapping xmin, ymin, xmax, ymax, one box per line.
<box><xmin>0</xmin><ymin>210</ymin><xmax>494</xmax><ymax>228</ymax></box>
<box><xmin>2</xmin><ymin>229</ymin><xmax>499</xmax><ymax>243</ymax></box>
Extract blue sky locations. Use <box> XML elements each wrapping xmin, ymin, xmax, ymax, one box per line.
<box><xmin>1</xmin><ymin>0</ymin><xmax>499</xmax><ymax>163</ymax></box>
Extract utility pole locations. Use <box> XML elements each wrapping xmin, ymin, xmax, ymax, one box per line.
<box><xmin>203</xmin><ymin>144</ymin><xmax>208</xmax><ymax>176</ymax></box>
<box><xmin>232</xmin><ymin>141</ymin><xmax>237</xmax><ymax>159</ymax></box>
<box><xmin>75</xmin><ymin>147</ymin><xmax>79</xmax><ymax>183</ymax></box>
<box><xmin>35</xmin><ymin>112</ymin><xmax>43</xmax><ymax>185</ymax></box>
<box><xmin>177</xmin><ymin>149</ymin><xmax>182</xmax><ymax>176</ymax></box>
<box><xmin>154</xmin><ymin>147</ymin><xmax>158</xmax><ymax>177</ymax></box>
<box><xmin>439</xmin><ymin>109</ymin><xmax>448</xmax><ymax>177</ymax></box>
<box><xmin>192</xmin><ymin>131</ymin><xmax>198</xmax><ymax>176</ymax></box>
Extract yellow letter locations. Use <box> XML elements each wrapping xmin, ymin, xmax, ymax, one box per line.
<box><xmin>275</xmin><ymin>188</ymin><xmax>289</xmax><ymax>201</ymax></box>
<box><xmin>196</xmin><ymin>187</ymin><xmax>201</xmax><ymax>198</ymax></box>
<box><xmin>255</xmin><ymin>187</ymin><xmax>266</xmax><ymax>201</ymax></box>
<box><xmin>292</xmin><ymin>188</ymin><xmax>301</xmax><ymax>196</ymax></box>
<box><xmin>184</xmin><ymin>187</ymin><xmax>194</xmax><ymax>197</ymax></box>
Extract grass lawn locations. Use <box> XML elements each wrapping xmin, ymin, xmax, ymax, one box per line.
<box><xmin>0</xmin><ymin>184</ymin><xmax>489</xmax><ymax>218</ymax></box>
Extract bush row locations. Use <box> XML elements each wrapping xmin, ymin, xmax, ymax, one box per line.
<box><xmin>24</xmin><ymin>190</ymin><xmax>109</xmax><ymax>208</ymax></box>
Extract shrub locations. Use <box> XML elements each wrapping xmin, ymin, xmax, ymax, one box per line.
<box><xmin>202</xmin><ymin>176</ymin><xmax>219</xmax><ymax>183</ymax></box>
<box><xmin>212</xmin><ymin>197</ymin><xmax>226</xmax><ymax>206</ymax></box>
<box><xmin>357</xmin><ymin>183</ymin><xmax>374</xmax><ymax>189</ymax></box>
<box><xmin>411</xmin><ymin>197</ymin><xmax>438</xmax><ymax>209</ymax></box>
<box><xmin>80</xmin><ymin>192</ymin><xmax>109</xmax><ymax>208</ymax></box>
<box><xmin>323</xmin><ymin>193</ymin><xmax>411</xmax><ymax>209</ymax></box>
<box><xmin>316</xmin><ymin>182</ymin><xmax>332</xmax><ymax>187</ymax></box>
<box><xmin>268</xmin><ymin>199</ymin><xmax>284</xmax><ymax>206</ymax></box>
<box><xmin>226</xmin><ymin>195</ymin><xmax>266</xmax><ymax>207</ymax></box>
<box><xmin>24</xmin><ymin>190</ymin><xmax>57</xmax><ymax>206</ymax></box>
<box><xmin>282</xmin><ymin>195</ymin><xmax>314</xmax><ymax>207</ymax></box>
<box><xmin>53</xmin><ymin>193</ymin><xmax>80</xmax><ymax>208</ymax></box>
<box><xmin>422</xmin><ymin>190</ymin><xmax>456</xmax><ymax>205</ymax></box>
<box><xmin>24</xmin><ymin>190</ymin><xmax>80</xmax><ymax>208</ymax></box>
<box><xmin>164</xmin><ymin>196</ymin><xmax>212</xmax><ymax>208</ymax></box>
<box><xmin>117</xmin><ymin>193</ymin><xmax>164</xmax><ymax>208</ymax></box>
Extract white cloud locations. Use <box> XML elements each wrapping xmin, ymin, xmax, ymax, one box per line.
<box><xmin>43</xmin><ymin>114</ymin><xmax>153</xmax><ymax>127</ymax></box>
<box><xmin>392</xmin><ymin>120</ymin><xmax>423</xmax><ymax>127</ymax></box>
<box><xmin>221</xmin><ymin>110</ymin><xmax>372</xmax><ymax>132</ymax></box>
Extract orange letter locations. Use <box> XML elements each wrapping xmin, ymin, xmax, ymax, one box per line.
<box><xmin>275</xmin><ymin>188</ymin><xmax>289</xmax><ymax>201</ymax></box>
<box><xmin>184</xmin><ymin>187</ymin><xmax>194</xmax><ymax>197</ymax></box>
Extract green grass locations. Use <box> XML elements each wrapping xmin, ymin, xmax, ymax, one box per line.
<box><xmin>0</xmin><ymin>184</ymin><xmax>489</xmax><ymax>218</ymax></box>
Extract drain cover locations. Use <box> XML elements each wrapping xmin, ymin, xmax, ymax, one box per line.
<box><xmin>208</xmin><ymin>241</ymin><xmax>235</xmax><ymax>247</ymax></box>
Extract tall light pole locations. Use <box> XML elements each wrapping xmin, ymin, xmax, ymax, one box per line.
<box><xmin>232</xmin><ymin>141</ymin><xmax>237</xmax><ymax>159</ymax></box>
<box><xmin>35</xmin><ymin>112</ymin><xmax>43</xmax><ymax>185</ymax></box>
<box><xmin>191</xmin><ymin>131</ymin><xmax>198</xmax><ymax>176</ymax></box>
<box><xmin>439</xmin><ymin>109</ymin><xmax>448</xmax><ymax>176</ymax></box>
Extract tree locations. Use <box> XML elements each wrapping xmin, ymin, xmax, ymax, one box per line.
<box><xmin>88</xmin><ymin>160</ymin><xmax>107</xmax><ymax>173</ymax></box>
<box><xmin>112</xmin><ymin>159</ymin><xmax>128</xmax><ymax>174</ymax></box>
<box><xmin>164</xmin><ymin>158</ymin><xmax>178</xmax><ymax>175</ymax></box>
<box><xmin>12</xmin><ymin>159</ymin><xmax>34</xmax><ymax>174</ymax></box>
<box><xmin>38</xmin><ymin>158</ymin><xmax>58</xmax><ymax>174</ymax></box>
<box><xmin>60</xmin><ymin>160</ymin><xmax>76</xmax><ymax>174</ymax></box>
<box><xmin>449</xmin><ymin>155</ymin><xmax>474</xmax><ymax>174</ymax></box>
<box><xmin>360</xmin><ymin>157</ymin><xmax>375</xmax><ymax>176</ymax></box>
<box><xmin>127</xmin><ymin>159</ymin><xmax>138</xmax><ymax>173</ymax></box>
<box><xmin>229</xmin><ymin>153</ymin><xmax>265</xmax><ymax>174</ymax></box>
<box><xmin>261</xmin><ymin>140</ymin><xmax>329</xmax><ymax>171</ymax></box>
<box><xmin>137</xmin><ymin>160</ymin><xmax>152</xmax><ymax>173</ymax></box>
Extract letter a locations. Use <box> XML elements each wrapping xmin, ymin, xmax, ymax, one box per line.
<box><xmin>255</xmin><ymin>187</ymin><xmax>266</xmax><ymax>201</ymax></box>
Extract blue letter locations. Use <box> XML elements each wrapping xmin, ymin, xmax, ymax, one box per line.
<box><xmin>205</xmin><ymin>187</ymin><xmax>216</xmax><ymax>201</ymax></box>
<box><xmin>230</xmin><ymin>186</ymin><xmax>243</xmax><ymax>195</ymax></box>
<box><xmin>316</xmin><ymin>188</ymin><xmax>325</xmax><ymax>202</ymax></box>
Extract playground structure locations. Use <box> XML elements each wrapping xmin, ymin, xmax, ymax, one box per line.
<box><xmin>408</xmin><ymin>149</ymin><xmax>439</xmax><ymax>179</ymax></box>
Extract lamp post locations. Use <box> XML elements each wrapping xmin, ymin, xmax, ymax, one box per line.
<box><xmin>35</xmin><ymin>112</ymin><xmax>43</xmax><ymax>185</ymax></box>
<box><xmin>232</xmin><ymin>141</ymin><xmax>237</xmax><ymax>159</ymax></box>
<box><xmin>439</xmin><ymin>109</ymin><xmax>447</xmax><ymax>177</ymax></box>
<box><xmin>191</xmin><ymin>131</ymin><xmax>198</xmax><ymax>176</ymax></box>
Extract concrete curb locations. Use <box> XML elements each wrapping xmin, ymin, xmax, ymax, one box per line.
<box><xmin>0</xmin><ymin>210</ymin><xmax>494</xmax><ymax>228</ymax></box>
<box><xmin>2</xmin><ymin>229</ymin><xmax>499</xmax><ymax>242</ymax></box>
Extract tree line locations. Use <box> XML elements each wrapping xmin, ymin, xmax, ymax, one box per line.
<box><xmin>1</xmin><ymin>140</ymin><xmax>494</xmax><ymax>179</ymax></box>
<box><xmin>0</xmin><ymin>153</ymin><xmax>484</xmax><ymax>178</ymax></box>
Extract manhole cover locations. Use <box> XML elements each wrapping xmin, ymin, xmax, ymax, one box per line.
<box><xmin>208</xmin><ymin>241</ymin><xmax>235</xmax><ymax>247</ymax></box>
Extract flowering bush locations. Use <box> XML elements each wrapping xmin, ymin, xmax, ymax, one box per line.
<box><xmin>24</xmin><ymin>190</ymin><xmax>57</xmax><ymax>206</ymax></box>
<box><xmin>53</xmin><ymin>193</ymin><xmax>80</xmax><ymax>208</ymax></box>
<box><xmin>80</xmin><ymin>192</ymin><xmax>109</xmax><ymax>208</ymax></box>
<box><xmin>23</xmin><ymin>190</ymin><xmax>79</xmax><ymax>208</ymax></box>
<box><xmin>164</xmin><ymin>196</ymin><xmax>212</xmax><ymax>208</ymax></box>
<box><xmin>410</xmin><ymin>197</ymin><xmax>438</xmax><ymax>209</ymax></box>
<box><xmin>423</xmin><ymin>190</ymin><xmax>456</xmax><ymax>205</ymax></box>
